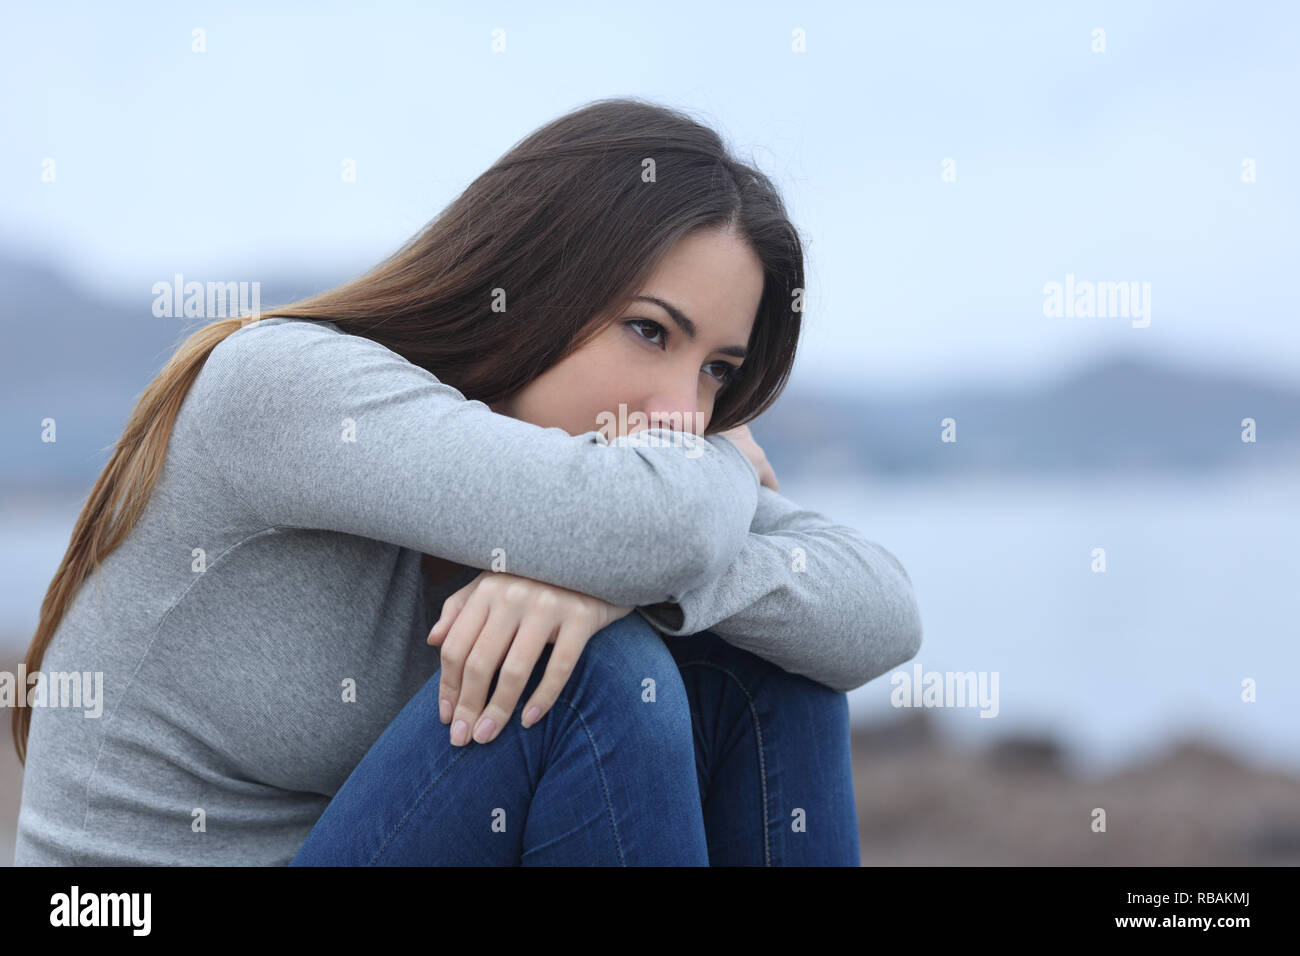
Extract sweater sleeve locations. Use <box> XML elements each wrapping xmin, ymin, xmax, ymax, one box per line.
<box><xmin>634</xmin><ymin>471</ymin><xmax>923</xmax><ymax>694</ymax></box>
<box><xmin>190</xmin><ymin>319</ymin><xmax>760</xmax><ymax>608</ymax></box>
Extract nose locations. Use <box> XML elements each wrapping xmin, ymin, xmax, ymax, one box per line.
<box><xmin>640</xmin><ymin>386</ymin><xmax>702</xmax><ymax>435</ymax></box>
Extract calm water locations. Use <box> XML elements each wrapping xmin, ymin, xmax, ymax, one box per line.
<box><xmin>4</xmin><ymin>462</ymin><xmax>1297</xmax><ymax>777</ymax></box>
<box><xmin>811</xmin><ymin>462</ymin><xmax>1300</xmax><ymax>776</ymax></box>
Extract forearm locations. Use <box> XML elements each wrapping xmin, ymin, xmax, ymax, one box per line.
<box><xmin>635</xmin><ymin>486</ymin><xmax>924</xmax><ymax>693</ymax></box>
<box><xmin>196</xmin><ymin>317</ymin><xmax>761</xmax><ymax>607</ymax></box>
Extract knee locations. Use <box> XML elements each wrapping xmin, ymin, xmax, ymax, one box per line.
<box><xmin>772</xmin><ymin>668</ymin><xmax>851</xmax><ymax>742</ymax></box>
<box><xmin>687</xmin><ymin>629</ymin><xmax>850</xmax><ymax>727</ymax></box>
<box><xmin>560</xmin><ymin>612</ymin><xmax>693</xmax><ymax>737</ymax></box>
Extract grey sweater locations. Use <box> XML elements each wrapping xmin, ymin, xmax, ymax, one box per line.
<box><xmin>14</xmin><ymin>316</ymin><xmax>922</xmax><ymax>866</ymax></box>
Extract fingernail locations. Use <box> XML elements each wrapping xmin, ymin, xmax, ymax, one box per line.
<box><xmin>451</xmin><ymin>719</ymin><xmax>468</xmax><ymax>745</ymax></box>
<box><xmin>473</xmin><ymin>717</ymin><xmax>495</xmax><ymax>743</ymax></box>
<box><xmin>439</xmin><ymin>698</ymin><xmax>450</xmax><ymax>723</ymax></box>
<box><xmin>523</xmin><ymin>706</ymin><xmax>540</xmax><ymax>728</ymax></box>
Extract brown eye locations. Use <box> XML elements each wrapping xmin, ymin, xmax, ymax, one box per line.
<box><xmin>625</xmin><ymin>319</ymin><xmax>667</xmax><ymax>346</ymax></box>
<box><xmin>705</xmin><ymin>362</ymin><xmax>740</xmax><ymax>385</ymax></box>
<box><xmin>627</xmin><ymin>319</ymin><xmax>739</xmax><ymax>387</ymax></box>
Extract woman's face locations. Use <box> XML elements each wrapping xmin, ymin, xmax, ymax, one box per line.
<box><xmin>491</xmin><ymin>226</ymin><xmax>764</xmax><ymax>438</ymax></box>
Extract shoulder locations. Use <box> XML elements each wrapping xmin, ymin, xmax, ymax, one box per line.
<box><xmin>211</xmin><ymin>317</ymin><xmax>350</xmax><ymax>365</ymax></box>
<box><xmin>190</xmin><ymin>317</ymin><xmax>476</xmax><ymax>449</ymax></box>
<box><xmin>201</xmin><ymin>317</ymin><xmax>418</xmax><ymax>400</ymax></box>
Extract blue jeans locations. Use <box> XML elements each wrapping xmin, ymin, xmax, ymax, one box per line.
<box><xmin>290</xmin><ymin>613</ymin><xmax>860</xmax><ymax>865</ymax></box>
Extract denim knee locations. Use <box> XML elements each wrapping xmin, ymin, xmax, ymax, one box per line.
<box><xmin>674</xmin><ymin>629</ymin><xmax>851</xmax><ymax>727</ymax></box>
<box><xmin>773</xmin><ymin>665</ymin><xmax>850</xmax><ymax>717</ymax></box>
<box><xmin>557</xmin><ymin>612</ymin><xmax>694</xmax><ymax>739</ymax></box>
<box><xmin>761</xmin><ymin>660</ymin><xmax>852</xmax><ymax>741</ymax></box>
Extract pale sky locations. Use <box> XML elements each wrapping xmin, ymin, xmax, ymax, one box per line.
<box><xmin>4</xmin><ymin>0</ymin><xmax>1297</xmax><ymax>393</ymax></box>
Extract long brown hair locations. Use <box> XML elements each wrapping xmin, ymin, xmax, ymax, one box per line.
<box><xmin>13</xmin><ymin>95</ymin><xmax>805</xmax><ymax>765</ymax></box>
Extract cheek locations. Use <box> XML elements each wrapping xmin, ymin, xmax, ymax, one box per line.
<box><xmin>523</xmin><ymin>363</ymin><xmax>623</xmax><ymax>433</ymax></box>
<box><xmin>564</xmin><ymin>349</ymin><xmax>631</xmax><ymax>409</ymax></box>
<box><xmin>519</xmin><ymin>333</ymin><xmax>642</xmax><ymax>431</ymax></box>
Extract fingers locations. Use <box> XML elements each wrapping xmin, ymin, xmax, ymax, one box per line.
<box><xmin>750</xmin><ymin>440</ymin><xmax>778</xmax><ymax>491</ymax></box>
<box><xmin>436</xmin><ymin>592</ymin><xmax>489</xmax><ymax>732</ymax></box>
<box><xmin>428</xmin><ymin>575</ymin><xmax>479</xmax><ymax>648</ymax></box>
<box><xmin>427</xmin><ymin>596</ymin><xmax>462</xmax><ymax>647</ymax></box>
<box><xmin>470</xmin><ymin>612</ymin><xmax>557</xmax><ymax>744</ymax></box>
<box><xmin>446</xmin><ymin>604</ymin><xmax>517</xmax><ymax>747</ymax></box>
<box><xmin>719</xmin><ymin>424</ymin><xmax>776</xmax><ymax>489</ymax></box>
<box><xmin>432</xmin><ymin>574</ymin><xmax>602</xmax><ymax>748</ymax></box>
<box><xmin>518</xmin><ymin>614</ymin><xmax>593</xmax><ymax>731</ymax></box>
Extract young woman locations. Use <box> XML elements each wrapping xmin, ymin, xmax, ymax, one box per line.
<box><xmin>12</xmin><ymin>97</ymin><xmax>923</xmax><ymax>866</ymax></box>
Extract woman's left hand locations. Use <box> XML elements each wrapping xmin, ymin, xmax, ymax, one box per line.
<box><xmin>717</xmin><ymin>423</ymin><xmax>779</xmax><ymax>491</ymax></box>
<box><xmin>427</xmin><ymin>570</ymin><xmax>633</xmax><ymax>745</ymax></box>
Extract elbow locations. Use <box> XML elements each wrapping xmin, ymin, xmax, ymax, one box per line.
<box><xmin>892</xmin><ymin>581</ymin><xmax>925</xmax><ymax>665</ymax></box>
<box><xmin>892</xmin><ymin>603</ymin><xmax>925</xmax><ymax>673</ymax></box>
<box><xmin>841</xmin><ymin>568</ymin><xmax>925</xmax><ymax>693</ymax></box>
<box><xmin>872</xmin><ymin>583</ymin><xmax>924</xmax><ymax>685</ymax></box>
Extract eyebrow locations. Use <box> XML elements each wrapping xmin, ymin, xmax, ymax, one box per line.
<box><xmin>631</xmin><ymin>295</ymin><xmax>748</xmax><ymax>360</ymax></box>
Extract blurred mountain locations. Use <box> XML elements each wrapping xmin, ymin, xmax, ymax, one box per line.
<box><xmin>756</xmin><ymin>356</ymin><xmax>1300</xmax><ymax>480</ymax></box>
<box><xmin>0</xmin><ymin>253</ymin><xmax>350</xmax><ymax>491</ymax></box>
<box><xmin>2</xmin><ymin>253</ymin><xmax>1298</xmax><ymax>492</ymax></box>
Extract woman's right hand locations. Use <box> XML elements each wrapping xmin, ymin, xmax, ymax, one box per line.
<box><xmin>428</xmin><ymin>570</ymin><xmax>634</xmax><ymax>746</ymax></box>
